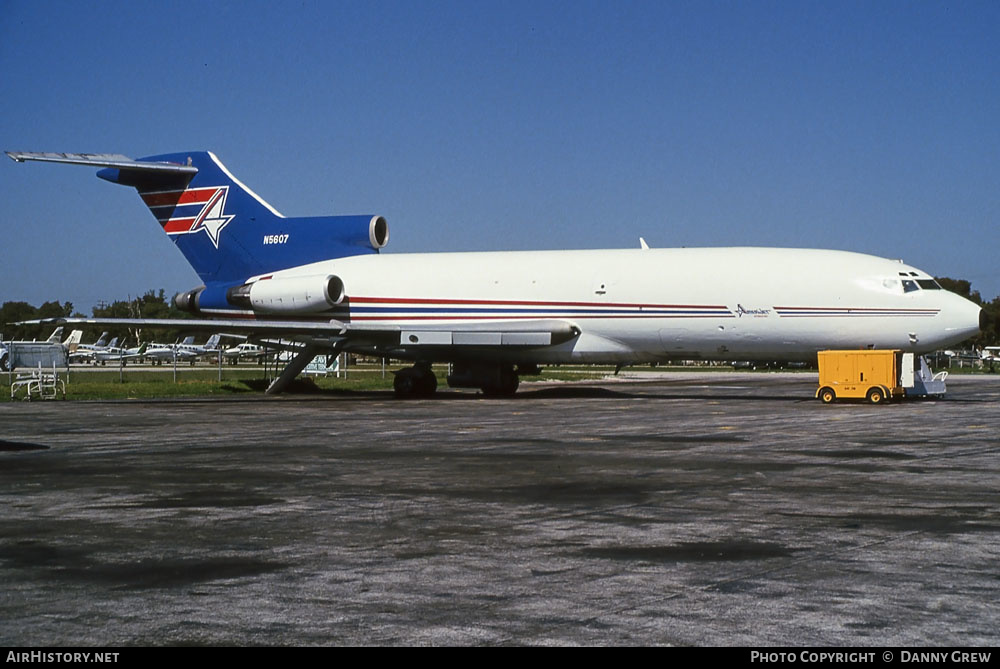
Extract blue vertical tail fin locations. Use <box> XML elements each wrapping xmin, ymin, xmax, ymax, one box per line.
<box><xmin>100</xmin><ymin>152</ymin><xmax>388</xmax><ymax>290</ymax></box>
<box><xmin>96</xmin><ymin>151</ymin><xmax>285</xmax><ymax>285</ymax></box>
<box><xmin>7</xmin><ymin>150</ymin><xmax>390</xmax><ymax>299</ymax></box>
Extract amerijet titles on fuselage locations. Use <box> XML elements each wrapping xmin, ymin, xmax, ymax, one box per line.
<box><xmin>6</xmin><ymin>150</ymin><xmax>982</xmax><ymax>396</ymax></box>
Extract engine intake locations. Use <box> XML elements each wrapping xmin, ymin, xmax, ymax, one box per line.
<box><xmin>369</xmin><ymin>215</ymin><xmax>389</xmax><ymax>249</ymax></box>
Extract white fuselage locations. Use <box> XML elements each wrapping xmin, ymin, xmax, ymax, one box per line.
<box><xmin>247</xmin><ymin>247</ymin><xmax>981</xmax><ymax>363</ymax></box>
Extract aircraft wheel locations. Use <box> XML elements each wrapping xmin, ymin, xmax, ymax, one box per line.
<box><xmin>818</xmin><ymin>387</ymin><xmax>836</xmax><ymax>404</ymax></box>
<box><xmin>393</xmin><ymin>369</ymin><xmax>421</xmax><ymax>398</ymax></box>
<box><xmin>866</xmin><ymin>387</ymin><xmax>886</xmax><ymax>405</ymax></box>
<box><xmin>417</xmin><ymin>370</ymin><xmax>438</xmax><ymax>396</ymax></box>
<box><xmin>394</xmin><ymin>366</ymin><xmax>437</xmax><ymax>398</ymax></box>
<box><xmin>482</xmin><ymin>369</ymin><xmax>519</xmax><ymax>397</ymax></box>
<box><xmin>393</xmin><ymin>372</ymin><xmax>415</xmax><ymax>398</ymax></box>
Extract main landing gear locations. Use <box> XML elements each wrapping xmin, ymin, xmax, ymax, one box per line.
<box><xmin>393</xmin><ymin>363</ymin><xmax>438</xmax><ymax>398</ymax></box>
<box><xmin>391</xmin><ymin>362</ymin><xmax>525</xmax><ymax>398</ymax></box>
<box><xmin>477</xmin><ymin>366</ymin><xmax>519</xmax><ymax>397</ymax></box>
<box><xmin>447</xmin><ymin>361</ymin><xmax>520</xmax><ymax>397</ymax></box>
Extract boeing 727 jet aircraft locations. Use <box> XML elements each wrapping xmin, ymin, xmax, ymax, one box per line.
<box><xmin>6</xmin><ymin>150</ymin><xmax>983</xmax><ymax>397</ymax></box>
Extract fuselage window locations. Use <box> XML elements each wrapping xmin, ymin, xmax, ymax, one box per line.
<box><xmin>902</xmin><ymin>279</ymin><xmax>919</xmax><ymax>293</ymax></box>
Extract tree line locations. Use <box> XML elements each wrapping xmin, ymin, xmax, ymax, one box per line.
<box><xmin>0</xmin><ymin>290</ymin><xmax>192</xmax><ymax>345</ymax></box>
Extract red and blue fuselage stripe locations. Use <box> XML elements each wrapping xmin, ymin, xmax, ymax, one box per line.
<box><xmin>774</xmin><ymin>306</ymin><xmax>939</xmax><ymax>317</ymax></box>
<box><xmin>343</xmin><ymin>296</ymin><xmax>733</xmax><ymax>319</ymax></box>
<box><xmin>202</xmin><ymin>297</ymin><xmax>941</xmax><ymax>321</ymax></box>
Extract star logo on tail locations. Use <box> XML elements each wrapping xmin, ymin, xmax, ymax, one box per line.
<box><xmin>190</xmin><ymin>187</ymin><xmax>235</xmax><ymax>248</ymax></box>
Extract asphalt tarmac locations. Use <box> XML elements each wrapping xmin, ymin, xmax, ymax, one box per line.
<box><xmin>1</xmin><ymin>373</ymin><xmax>998</xmax><ymax>646</ymax></box>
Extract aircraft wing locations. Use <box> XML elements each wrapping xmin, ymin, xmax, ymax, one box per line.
<box><xmin>15</xmin><ymin>316</ymin><xmax>581</xmax><ymax>350</ymax></box>
<box><xmin>345</xmin><ymin>319</ymin><xmax>579</xmax><ymax>346</ymax></box>
<box><xmin>16</xmin><ymin>317</ymin><xmax>348</xmax><ymax>336</ymax></box>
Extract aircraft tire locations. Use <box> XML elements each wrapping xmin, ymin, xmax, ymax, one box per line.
<box><xmin>394</xmin><ymin>366</ymin><xmax>437</xmax><ymax>398</ymax></box>
<box><xmin>818</xmin><ymin>387</ymin><xmax>836</xmax><ymax>404</ymax></box>
<box><xmin>393</xmin><ymin>373</ymin><xmax>415</xmax><ymax>398</ymax></box>
<box><xmin>417</xmin><ymin>370</ymin><xmax>438</xmax><ymax>396</ymax></box>
<box><xmin>866</xmin><ymin>387</ymin><xmax>886</xmax><ymax>405</ymax></box>
<box><xmin>393</xmin><ymin>370</ymin><xmax>420</xmax><ymax>398</ymax></box>
<box><xmin>481</xmin><ymin>369</ymin><xmax>519</xmax><ymax>397</ymax></box>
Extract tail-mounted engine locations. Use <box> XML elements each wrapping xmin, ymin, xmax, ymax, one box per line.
<box><xmin>367</xmin><ymin>215</ymin><xmax>389</xmax><ymax>250</ymax></box>
<box><xmin>226</xmin><ymin>275</ymin><xmax>346</xmax><ymax>314</ymax></box>
<box><xmin>315</xmin><ymin>214</ymin><xmax>388</xmax><ymax>252</ymax></box>
<box><xmin>174</xmin><ymin>274</ymin><xmax>347</xmax><ymax>315</ymax></box>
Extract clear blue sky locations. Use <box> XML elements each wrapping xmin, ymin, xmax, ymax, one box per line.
<box><xmin>2</xmin><ymin>0</ymin><xmax>997</xmax><ymax>310</ymax></box>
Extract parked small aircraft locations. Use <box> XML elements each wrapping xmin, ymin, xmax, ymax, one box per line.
<box><xmin>68</xmin><ymin>331</ymin><xmax>109</xmax><ymax>364</ymax></box>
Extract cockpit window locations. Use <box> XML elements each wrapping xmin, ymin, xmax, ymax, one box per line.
<box><xmin>881</xmin><ymin>277</ymin><xmax>938</xmax><ymax>293</ymax></box>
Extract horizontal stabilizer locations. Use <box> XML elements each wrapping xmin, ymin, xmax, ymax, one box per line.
<box><xmin>5</xmin><ymin>151</ymin><xmax>198</xmax><ymax>174</ymax></box>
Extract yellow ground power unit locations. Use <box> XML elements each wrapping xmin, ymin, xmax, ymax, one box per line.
<box><xmin>816</xmin><ymin>350</ymin><xmax>948</xmax><ymax>404</ymax></box>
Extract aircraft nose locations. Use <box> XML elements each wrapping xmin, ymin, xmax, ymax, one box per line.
<box><xmin>937</xmin><ymin>294</ymin><xmax>984</xmax><ymax>348</ymax></box>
